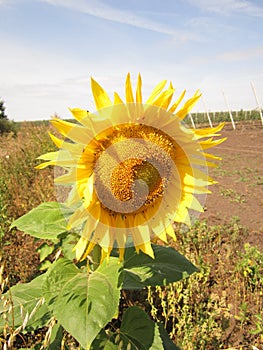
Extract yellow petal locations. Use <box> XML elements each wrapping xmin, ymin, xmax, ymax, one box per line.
<box><xmin>81</xmin><ymin>241</ymin><xmax>96</xmax><ymax>261</ymax></box>
<box><xmin>177</xmin><ymin>156</ymin><xmax>218</xmax><ymax>168</ymax></box>
<box><xmin>182</xmin><ymin>194</ymin><xmax>204</xmax><ymax>212</ymax></box>
<box><xmin>115</xmin><ymin>232</ymin><xmax>126</xmax><ymax>252</ymax></box>
<box><xmin>114</xmin><ymin>92</ymin><xmax>124</xmax><ymax>104</ymax></box>
<box><xmin>146</xmin><ymin>79</ymin><xmax>167</xmax><ymax>105</ymax></box>
<box><xmin>138</xmin><ymin>223</ymin><xmax>151</xmax><ymax>242</ymax></box>
<box><xmin>48</xmin><ymin>132</ymin><xmax>64</xmax><ymax>148</ymax></box>
<box><xmin>168</xmin><ymin>90</ymin><xmax>186</xmax><ymax>113</ymax></box>
<box><xmin>174</xmin><ymin>205</ymin><xmax>191</xmax><ymax>226</ymax></box>
<box><xmin>200</xmin><ymin>137</ymin><xmax>227</xmax><ymax>150</ymax></box>
<box><xmin>125</xmin><ymin>73</ymin><xmax>134</xmax><ymax>103</ymax></box>
<box><xmin>157</xmin><ymin>228</ymin><xmax>168</xmax><ymax>243</ymax></box>
<box><xmin>94</xmin><ymin>221</ymin><xmax>110</xmax><ymax>247</ymax></box>
<box><xmin>165</xmin><ymin>223</ymin><xmax>176</xmax><ymax>240</ymax></box>
<box><xmin>55</xmin><ymin>169</ymin><xmax>77</xmax><ymax>185</ymax></box>
<box><xmin>118</xmin><ymin>247</ymin><xmax>125</xmax><ymax>262</ymax></box>
<box><xmin>182</xmin><ymin>173</ymin><xmax>214</xmax><ymax>187</ymax></box>
<box><xmin>136</xmin><ymin>241</ymin><xmax>155</xmax><ymax>259</ymax></box>
<box><xmin>91</xmin><ymin>77</ymin><xmax>112</xmax><ymax>110</ymax></box>
<box><xmin>69</xmin><ymin>108</ymin><xmax>88</xmax><ymax>122</ymax></box>
<box><xmin>203</xmin><ymin>152</ymin><xmax>222</xmax><ymax>161</ymax></box>
<box><xmin>177</xmin><ymin>165</ymin><xmax>212</xmax><ymax>184</ymax></box>
<box><xmin>35</xmin><ymin>150</ymin><xmax>77</xmax><ymax>168</ymax></box>
<box><xmin>82</xmin><ymin>174</ymin><xmax>95</xmax><ymax>207</ymax></box>
<box><xmin>48</xmin><ymin>133</ymin><xmax>84</xmax><ymax>155</ymax></box>
<box><xmin>176</xmin><ymin>93</ymin><xmax>201</xmax><ymax>120</ymax></box>
<box><xmin>37</xmin><ymin>150</ymin><xmax>69</xmax><ymax>161</ymax></box>
<box><xmin>51</xmin><ymin>118</ymin><xmax>91</xmax><ymax>144</ymax></box>
<box><xmin>152</xmin><ymin>88</ymin><xmax>175</xmax><ymax>109</ymax></box>
<box><xmin>133</xmin><ymin>212</ymin><xmax>147</xmax><ymax>227</ymax></box>
<box><xmin>64</xmin><ymin>187</ymin><xmax>79</xmax><ymax>206</ymax></box>
<box><xmin>100</xmin><ymin>246</ymin><xmax>112</xmax><ymax>263</ymax></box>
<box><xmin>35</xmin><ymin>162</ymin><xmax>52</xmax><ymax>170</ymax></box>
<box><xmin>73</xmin><ymin>236</ymin><xmax>89</xmax><ymax>260</ymax></box>
<box><xmin>182</xmin><ymin>184</ymin><xmax>211</xmax><ymax>194</ymax></box>
<box><xmin>67</xmin><ymin>206</ymin><xmax>88</xmax><ymax>229</ymax></box>
<box><xmin>193</xmin><ymin>123</ymin><xmax>225</xmax><ymax>139</ymax></box>
<box><xmin>82</xmin><ymin>215</ymin><xmax>99</xmax><ymax>239</ymax></box>
<box><xmin>136</xmin><ymin>73</ymin><xmax>142</xmax><ymax>103</ymax></box>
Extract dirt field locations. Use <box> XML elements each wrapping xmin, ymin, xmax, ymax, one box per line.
<box><xmin>200</xmin><ymin>121</ymin><xmax>263</xmax><ymax>251</ymax></box>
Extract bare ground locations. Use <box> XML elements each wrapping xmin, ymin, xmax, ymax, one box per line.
<box><xmin>200</xmin><ymin>121</ymin><xmax>263</xmax><ymax>252</ymax></box>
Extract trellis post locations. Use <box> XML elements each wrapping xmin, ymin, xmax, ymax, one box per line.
<box><xmin>251</xmin><ymin>82</ymin><xmax>263</xmax><ymax>126</ymax></box>
<box><xmin>201</xmin><ymin>96</ymin><xmax>213</xmax><ymax>127</ymax></box>
<box><xmin>222</xmin><ymin>90</ymin><xmax>236</xmax><ymax>130</ymax></box>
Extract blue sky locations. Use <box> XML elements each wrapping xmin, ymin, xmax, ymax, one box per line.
<box><xmin>1</xmin><ymin>0</ymin><xmax>263</xmax><ymax>121</ymax></box>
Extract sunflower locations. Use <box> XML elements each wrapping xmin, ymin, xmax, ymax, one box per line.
<box><xmin>37</xmin><ymin>73</ymin><xmax>225</xmax><ymax>263</ymax></box>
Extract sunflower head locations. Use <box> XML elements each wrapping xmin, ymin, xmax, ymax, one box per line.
<box><xmin>37</xmin><ymin>73</ymin><xmax>225</xmax><ymax>263</ymax></box>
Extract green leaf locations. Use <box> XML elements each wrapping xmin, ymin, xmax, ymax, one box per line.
<box><xmin>90</xmin><ymin>321</ymin><xmax>181</xmax><ymax>350</ymax></box>
<box><xmin>43</xmin><ymin>257</ymin><xmax>122</xmax><ymax>349</ymax></box>
<box><xmin>122</xmin><ymin>244</ymin><xmax>198</xmax><ymax>289</ymax></box>
<box><xmin>0</xmin><ymin>274</ymin><xmax>51</xmax><ymax>332</ymax></box>
<box><xmin>42</xmin><ymin>258</ymin><xmax>80</xmax><ymax>313</ymax></box>
<box><xmin>48</xmin><ymin>323</ymin><xmax>65</xmax><ymax>350</ymax></box>
<box><xmin>37</xmin><ymin>242</ymin><xmax>55</xmax><ymax>262</ymax></box>
<box><xmin>39</xmin><ymin>260</ymin><xmax>52</xmax><ymax>271</ymax></box>
<box><xmin>118</xmin><ymin>306</ymin><xmax>179</xmax><ymax>349</ymax></box>
<box><xmin>119</xmin><ymin>306</ymin><xmax>161</xmax><ymax>349</ymax></box>
<box><xmin>60</xmin><ymin>232</ymin><xmax>78</xmax><ymax>260</ymax></box>
<box><xmin>158</xmin><ymin>324</ymin><xmax>181</xmax><ymax>350</ymax></box>
<box><xmin>91</xmin><ymin>330</ymin><xmax>118</xmax><ymax>350</ymax></box>
<box><xmin>10</xmin><ymin>202</ymin><xmax>72</xmax><ymax>240</ymax></box>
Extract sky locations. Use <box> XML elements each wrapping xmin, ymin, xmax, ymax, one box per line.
<box><xmin>0</xmin><ymin>0</ymin><xmax>263</xmax><ymax>121</ymax></box>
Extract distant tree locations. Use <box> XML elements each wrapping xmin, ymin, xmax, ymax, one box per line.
<box><xmin>0</xmin><ymin>99</ymin><xmax>8</xmax><ymax>120</ymax></box>
<box><xmin>0</xmin><ymin>99</ymin><xmax>17</xmax><ymax>135</ymax></box>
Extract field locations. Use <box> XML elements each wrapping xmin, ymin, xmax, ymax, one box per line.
<box><xmin>0</xmin><ymin>120</ymin><xmax>263</xmax><ymax>349</ymax></box>
<box><xmin>201</xmin><ymin>121</ymin><xmax>263</xmax><ymax>244</ymax></box>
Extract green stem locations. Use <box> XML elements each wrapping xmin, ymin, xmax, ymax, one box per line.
<box><xmin>92</xmin><ymin>244</ymin><xmax>101</xmax><ymax>271</ymax></box>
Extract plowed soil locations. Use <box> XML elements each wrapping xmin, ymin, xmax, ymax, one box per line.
<box><xmin>200</xmin><ymin>121</ymin><xmax>263</xmax><ymax>251</ymax></box>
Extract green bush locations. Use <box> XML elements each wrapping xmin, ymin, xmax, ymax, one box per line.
<box><xmin>0</xmin><ymin>118</ymin><xmax>17</xmax><ymax>135</ymax></box>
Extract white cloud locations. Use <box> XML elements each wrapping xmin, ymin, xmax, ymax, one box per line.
<box><xmin>0</xmin><ymin>0</ymin><xmax>16</xmax><ymax>6</ymax></box>
<box><xmin>219</xmin><ymin>45</ymin><xmax>263</xmax><ymax>62</ymax></box>
<box><xmin>0</xmin><ymin>37</ymin><xmax>94</xmax><ymax>121</ymax></box>
<box><xmin>186</xmin><ymin>0</ymin><xmax>263</xmax><ymax>17</ymax></box>
<box><xmin>40</xmin><ymin>0</ymin><xmax>200</xmax><ymax>42</ymax></box>
<box><xmin>0</xmin><ymin>0</ymin><xmax>25</xmax><ymax>5</ymax></box>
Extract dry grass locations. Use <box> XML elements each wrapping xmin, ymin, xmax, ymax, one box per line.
<box><xmin>0</xmin><ymin>122</ymin><xmax>57</xmax><ymax>285</ymax></box>
<box><xmin>146</xmin><ymin>220</ymin><xmax>263</xmax><ymax>349</ymax></box>
<box><xmin>0</xmin><ymin>122</ymin><xmax>56</xmax><ymax>219</ymax></box>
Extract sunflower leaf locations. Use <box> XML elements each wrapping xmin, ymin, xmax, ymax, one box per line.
<box><xmin>36</xmin><ymin>242</ymin><xmax>55</xmax><ymax>262</ymax></box>
<box><xmin>90</xmin><ymin>330</ymin><xmax>118</xmax><ymax>350</ymax></box>
<box><xmin>48</xmin><ymin>323</ymin><xmax>65</xmax><ymax>350</ymax></box>
<box><xmin>117</xmin><ymin>306</ymin><xmax>179</xmax><ymax>349</ymax></box>
<box><xmin>10</xmin><ymin>202</ymin><xmax>73</xmax><ymax>240</ymax></box>
<box><xmin>42</xmin><ymin>258</ymin><xmax>80</xmax><ymax>313</ymax></box>
<box><xmin>0</xmin><ymin>273</ymin><xmax>51</xmax><ymax>332</ymax></box>
<box><xmin>90</xmin><ymin>307</ymin><xmax>180</xmax><ymax>350</ymax></box>
<box><xmin>43</xmin><ymin>257</ymin><xmax>122</xmax><ymax>350</ymax></box>
<box><xmin>122</xmin><ymin>244</ymin><xmax>198</xmax><ymax>289</ymax></box>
